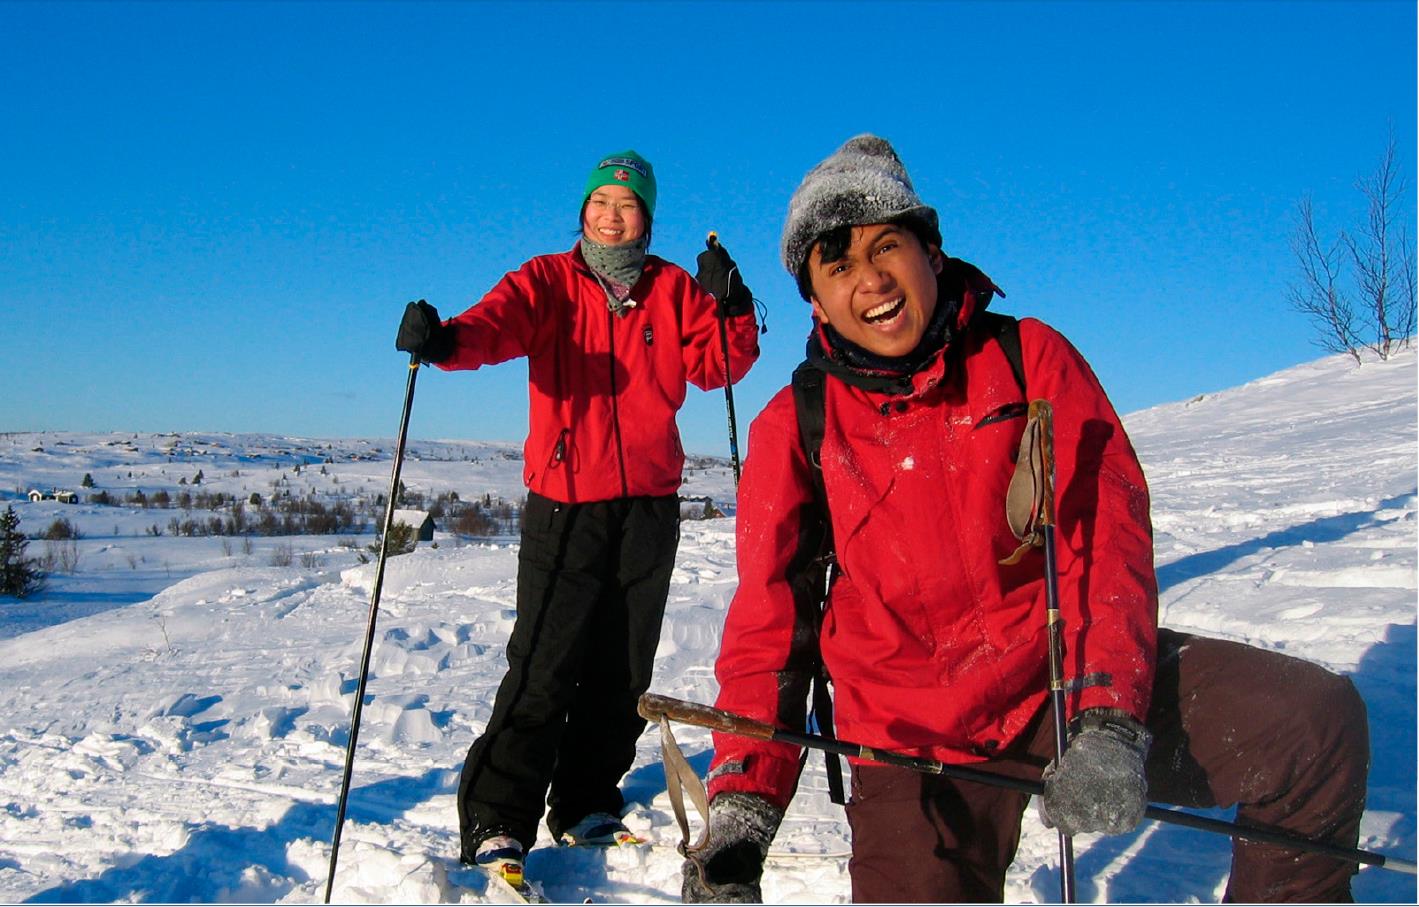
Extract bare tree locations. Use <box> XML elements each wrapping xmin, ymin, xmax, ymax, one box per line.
<box><xmin>1289</xmin><ymin>195</ymin><xmax>1360</xmax><ymax>364</ymax></box>
<box><xmin>1292</xmin><ymin>132</ymin><xmax>1416</xmax><ymax>362</ymax></box>
<box><xmin>1345</xmin><ymin>131</ymin><xmax>1416</xmax><ymax>359</ymax></box>
<box><xmin>1402</xmin><ymin>226</ymin><xmax>1418</xmax><ymax>344</ymax></box>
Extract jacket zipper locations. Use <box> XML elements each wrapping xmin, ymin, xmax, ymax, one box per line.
<box><xmin>607</xmin><ymin>307</ymin><xmax>629</xmax><ymax>497</ymax></box>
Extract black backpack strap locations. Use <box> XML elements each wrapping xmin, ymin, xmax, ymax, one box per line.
<box><xmin>789</xmin><ymin>361</ymin><xmax>846</xmax><ymax>806</ymax></box>
<box><xmin>791</xmin><ymin>361</ymin><xmax>829</xmax><ymax>509</ymax></box>
<box><xmin>810</xmin><ymin>666</ymin><xmax>845</xmax><ymax>805</ymax></box>
<box><xmin>974</xmin><ymin>311</ymin><xmax>1026</xmax><ymax>396</ymax></box>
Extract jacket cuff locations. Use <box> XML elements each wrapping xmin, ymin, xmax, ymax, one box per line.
<box><xmin>706</xmin><ymin>750</ymin><xmax>799</xmax><ymax>813</ymax></box>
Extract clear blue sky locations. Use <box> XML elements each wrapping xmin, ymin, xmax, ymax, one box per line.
<box><xmin>2</xmin><ymin>1</ymin><xmax>1414</xmax><ymax>456</ymax></box>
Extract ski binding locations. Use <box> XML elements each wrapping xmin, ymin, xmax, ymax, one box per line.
<box><xmin>477</xmin><ymin>861</ymin><xmax>548</xmax><ymax>904</ymax></box>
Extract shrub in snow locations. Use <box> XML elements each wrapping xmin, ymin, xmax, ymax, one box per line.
<box><xmin>41</xmin><ymin>517</ymin><xmax>81</xmax><ymax>541</ymax></box>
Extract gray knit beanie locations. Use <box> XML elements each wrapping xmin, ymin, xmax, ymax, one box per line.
<box><xmin>780</xmin><ymin>134</ymin><xmax>939</xmax><ymax>277</ymax></box>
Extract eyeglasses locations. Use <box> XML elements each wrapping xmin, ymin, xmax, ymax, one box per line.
<box><xmin>586</xmin><ymin>197</ymin><xmax>642</xmax><ymax>215</ymax></box>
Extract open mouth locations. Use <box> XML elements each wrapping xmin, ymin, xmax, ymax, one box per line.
<box><xmin>863</xmin><ymin>297</ymin><xmax>905</xmax><ymax>324</ymax></box>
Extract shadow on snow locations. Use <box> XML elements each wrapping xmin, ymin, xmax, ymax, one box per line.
<box><xmin>23</xmin><ymin>768</ymin><xmax>452</xmax><ymax>903</ymax></box>
<box><xmin>1156</xmin><ymin>491</ymin><xmax>1415</xmax><ymax>593</ymax></box>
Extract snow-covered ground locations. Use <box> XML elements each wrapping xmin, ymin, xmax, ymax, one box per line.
<box><xmin>0</xmin><ymin>348</ymin><xmax>1413</xmax><ymax>904</ymax></box>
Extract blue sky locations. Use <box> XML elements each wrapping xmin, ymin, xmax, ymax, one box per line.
<box><xmin>2</xmin><ymin>1</ymin><xmax>1414</xmax><ymax>456</ymax></box>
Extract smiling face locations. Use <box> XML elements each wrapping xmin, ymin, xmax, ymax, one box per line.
<box><xmin>806</xmin><ymin>223</ymin><xmax>944</xmax><ymax>358</ymax></box>
<box><xmin>581</xmin><ymin>184</ymin><xmax>647</xmax><ymax>245</ymax></box>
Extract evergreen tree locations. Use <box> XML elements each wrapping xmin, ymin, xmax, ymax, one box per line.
<box><xmin>0</xmin><ymin>506</ymin><xmax>44</xmax><ymax>598</ymax></box>
<box><xmin>370</xmin><ymin>521</ymin><xmax>417</xmax><ymax>557</ymax></box>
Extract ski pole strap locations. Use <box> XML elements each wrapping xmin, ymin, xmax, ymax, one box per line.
<box><xmin>658</xmin><ymin>715</ymin><xmax>711</xmax><ymax>856</ymax></box>
<box><xmin>1001</xmin><ymin>400</ymin><xmax>1054</xmax><ymax>565</ymax></box>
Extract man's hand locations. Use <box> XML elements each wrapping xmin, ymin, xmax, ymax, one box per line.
<box><xmin>681</xmin><ymin>792</ymin><xmax>783</xmax><ymax>903</ymax></box>
<box><xmin>1041</xmin><ymin>709</ymin><xmax>1151</xmax><ymax>836</ymax></box>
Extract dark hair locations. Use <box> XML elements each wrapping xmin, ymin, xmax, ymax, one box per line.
<box><xmin>793</xmin><ymin>214</ymin><xmax>942</xmax><ymax>301</ymax></box>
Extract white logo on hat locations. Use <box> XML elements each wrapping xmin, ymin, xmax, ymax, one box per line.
<box><xmin>599</xmin><ymin>156</ymin><xmax>648</xmax><ymax>178</ymax></box>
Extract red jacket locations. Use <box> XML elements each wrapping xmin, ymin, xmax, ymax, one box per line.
<box><xmin>437</xmin><ymin>245</ymin><xmax>759</xmax><ymax>503</ymax></box>
<box><xmin>709</xmin><ymin>266</ymin><xmax>1157</xmax><ymax>810</ymax></box>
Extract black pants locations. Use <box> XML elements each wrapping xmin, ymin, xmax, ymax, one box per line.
<box><xmin>456</xmin><ymin>491</ymin><xmax>680</xmax><ymax>856</ymax></box>
<box><xmin>845</xmin><ymin>630</ymin><xmax>1370</xmax><ymax>903</ymax></box>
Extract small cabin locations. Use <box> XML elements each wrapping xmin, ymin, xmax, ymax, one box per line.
<box><xmin>28</xmin><ymin>489</ymin><xmax>78</xmax><ymax>504</ymax></box>
<box><xmin>392</xmin><ymin>509</ymin><xmax>436</xmax><ymax>542</ymax></box>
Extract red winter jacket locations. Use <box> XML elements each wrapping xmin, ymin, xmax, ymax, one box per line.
<box><xmin>436</xmin><ymin>245</ymin><xmax>759</xmax><ymax>503</ymax></box>
<box><xmin>708</xmin><ymin>264</ymin><xmax>1157</xmax><ymax>810</ymax></box>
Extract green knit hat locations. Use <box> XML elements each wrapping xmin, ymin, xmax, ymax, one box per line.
<box><xmin>583</xmin><ymin>150</ymin><xmax>656</xmax><ymax>218</ymax></box>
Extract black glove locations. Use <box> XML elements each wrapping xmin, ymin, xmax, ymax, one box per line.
<box><xmin>681</xmin><ymin>792</ymin><xmax>783</xmax><ymax>904</ymax></box>
<box><xmin>1041</xmin><ymin>709</ymin><xmax>1152</xmax><ymax>836</ymax></box>
<box><xmin>395</xmin><ymin>299</ymin><xmax>454</xmax><ymax>363</ymax></box>
<box><xmin>695</xmin><ymin>240</ymin><xmax>754</xmax><ymax>318</ymax></box>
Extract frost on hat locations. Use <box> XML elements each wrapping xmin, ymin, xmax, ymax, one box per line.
<box><xmin>780</xmin><ymin>134</ymin><xmax>939</xmax><ymax>275</ymax></box>
<box><xmin>583</xmin><ymin>149</ymin><xmax>657</xmax><ymax>218</ymax></box>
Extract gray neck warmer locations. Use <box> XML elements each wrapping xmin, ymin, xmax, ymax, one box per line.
<box><xmin>580</xmin><ymin>235</ymin><xmax>649</xmax><ymax>312</ymax></box>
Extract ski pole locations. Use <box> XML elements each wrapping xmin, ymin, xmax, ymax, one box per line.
<box><xmin>706</xmin><ymin>232</ymin><xmax>742</xmax><ymax>487</ymax></box>
<box><xmin>1029</xmin><ymin>400</ymin><xmax>1076</xmax><ymax>902</ymax></box>
<box><xmin>324</xmin><ymin>351</ymin><xmax>421</xmax><ymax>903</ymax></box>
<box><xmin>638</xmin><ymin>692</ymin><xmax>1417</xmax><ymax>876</ymax></box>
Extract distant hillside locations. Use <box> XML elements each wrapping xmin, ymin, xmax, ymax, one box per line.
<box><xmin>1</xmin><ymin>430</ymin><xmax>736</xmax><ymax>508</ymax></box>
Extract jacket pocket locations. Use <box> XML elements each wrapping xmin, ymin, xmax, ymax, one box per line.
<box><xmin>519</xmin><ymin>492</ymin><xmax>568</xmax><ymax>563</ymax></box>
<box><xmin>974</xmin><ymin>401</ymin><xmax>1028</xmax><ymax>429</ymax></box>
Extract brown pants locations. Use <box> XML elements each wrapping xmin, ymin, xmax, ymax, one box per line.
<box><xmin>844</xmin><ymin>630</ymin><xmax>1370</xmax><ymax>903</ymax></box>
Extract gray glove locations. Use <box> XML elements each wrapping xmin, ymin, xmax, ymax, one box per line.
<box><xmin>1041</xmin><ymin>709</ymin><xmax>1152</xmax><ymax>836</ymax></box>
<box><xmin>681</xmin><ymin>792</ymin><xmax>784</xmax><ymax>904</ymax></box>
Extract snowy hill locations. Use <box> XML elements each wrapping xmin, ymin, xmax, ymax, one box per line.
<box><xmin>0</xmin><ymin>349</ymin><xmax>1413</xmax><ymax>903</ymax></box>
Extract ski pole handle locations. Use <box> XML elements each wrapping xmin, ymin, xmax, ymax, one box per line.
<box><xmin>1027</xmin><ymin>400</ymin><xmax>1056</xmax><ymax>528</ymax></box>
<box><xmin>639</xmin><ymin>693</ymin><xmax>775</xmax><ymax>740</ymax></box>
